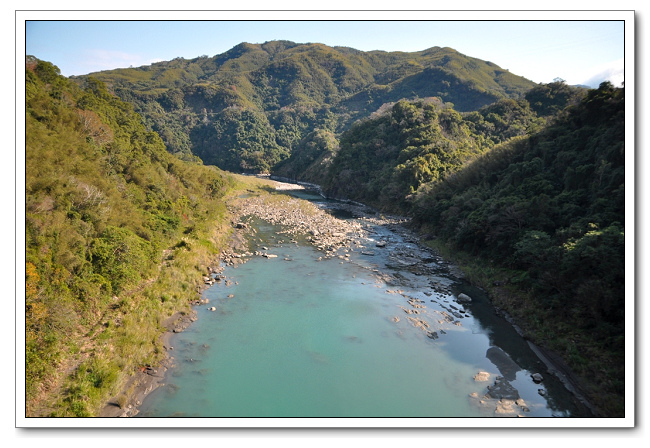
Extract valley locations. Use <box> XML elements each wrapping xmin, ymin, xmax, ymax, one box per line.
<box><xmin>23</xmin><ymin>41</ymin><xmax>626</xmax><ymax>418</ymax></box>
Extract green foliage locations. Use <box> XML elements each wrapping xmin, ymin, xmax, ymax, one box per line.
<box><xmin>89</xmin><ymin>226</ymin><xmax>155</xmax><ymax>292</ymax></box>
<box><xmin>323</xmin><ymin>98</ymin><xmax>484</xmax><ymax>211</ymax></box>
<box><xmin>410</xmin><ymin>82</ymin><xmax>625</xmax><ymax>416</ymax></box>
<box><xmin>463</xmin><ymin>98</ymin><xmax>546</xmax><ymax>147</ymax></box>
<box><xmin>190</xmin><ymin>107</ymin><xmax>289</xmax><ymax>172</ymax></box>
<box><xmin>25</xmin><ymin>58</ymin><xmax>233</xmax><ymax>416</ymax></box>
<box><xmin>524</xmin><ymin>80</ymin><xmax>588</xmax><ymax>117</ymax></box>
<box><xmin>73</xmin><ymin>41</ymin><xmax>536</xmax><ymax>174</ymax></box>
<box><xmin>273</xmin><ymin>128</ymin><xmax>340</xmax><ymax>182</ymax></box>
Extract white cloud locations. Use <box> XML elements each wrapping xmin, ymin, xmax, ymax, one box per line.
<box><xmin>578</xmin><ymin>58</ymin><xmax>625</xmax><ymax>88</ymax></box>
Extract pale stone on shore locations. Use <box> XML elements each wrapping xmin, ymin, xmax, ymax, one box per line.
<box><xmin>474</xmin><ymin>371</ymin><xmax>491</xmax><ymax>381</ymax></box>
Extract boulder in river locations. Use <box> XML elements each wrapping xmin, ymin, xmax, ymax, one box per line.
<box><xmin>474</xmin><ymin>371</ymin><xmax>491</xmax><ymax>382</ymax></box>
<box><xmin>457</xmin><ymin>293</ymin><xmax>472</xmax><ymax>303</ymax></box>
<box><xmin>494</xmin><ymin>399</ymin><xmax>517</xmax><ymax>415</ymax></box>
<box><xmin>531</xmin><ymin>373</ymin><xmax>544</xmax><ymax>383</ymax></box>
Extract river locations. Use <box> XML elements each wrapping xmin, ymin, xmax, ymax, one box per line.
<box><xmin>136</xmin><ymin>187</ymin><xmax>589</xmax><ymax>419</ymax></box>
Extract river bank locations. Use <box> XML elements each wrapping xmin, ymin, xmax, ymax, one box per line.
<box><xmin>98</xmin><ymin>311</ymin><xmax>197</xmax><ymax>417</ymax></box>
<box><xmin>218</xmin><ymin>181</ymin><xmax>596</xmax><ymax>417</ymax></box>
<box><xmin>99</xmin><ymin>178</ymin><xmax>367</xmax><ymax>417</ymax></box>
<box><xmin>106</xmin><ymin>176</ymin><xmax>593</xmax><ymax>418</ymax></box>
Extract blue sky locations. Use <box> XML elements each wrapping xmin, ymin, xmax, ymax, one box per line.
<box><xmin>22</xmin><ymin>12</ymin><xmax>628</xmax><ymax>88</ymax></box>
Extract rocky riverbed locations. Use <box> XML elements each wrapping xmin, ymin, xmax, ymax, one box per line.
<box><xmin>195</xmin><ymin>185</ymin><xmax>566</xmax><ymax>417</ymax></box>
<box><xmin>118</xmin><ymin>180</ymin><xmax>590</xmax><ymax>418</ymax></box>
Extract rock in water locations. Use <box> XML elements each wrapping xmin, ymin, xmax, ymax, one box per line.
<box><xmin>494</xmin><ymin>399</ymin><xmax>517</xmax><ymax>415</ymax></box>
<box><xmin>474</xmin><ymin>371</ymin><xmax>491</xmax><ymax>382</ymax></box>
<box><xmin>457</xmin><ymin>293</ymin><xmax>472</xmax><ymax>303</ymax></box>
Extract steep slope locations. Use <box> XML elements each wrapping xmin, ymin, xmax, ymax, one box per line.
<box><xmin>25</xmin><ymin>57</ymin><xmax>233</xmax><ymax>416</ymax></box>
<box><xmin>319</xmin><ymin>88</ymin><xmax>561</xmax><ymax>212</ymax></box>
<box><xmin>315</xmin><ymin>80</ymin><xmax>624</xmax><ymax>417</ymax></box>
<box><xmin>74</xmin><ymin>41</ymin><xmax>537</xmax><ymax>172</ymax></box>
<box><xmin>410</xmin><ymin>82</ymin><xmax>625</xmax><ymax>417</ymax></box>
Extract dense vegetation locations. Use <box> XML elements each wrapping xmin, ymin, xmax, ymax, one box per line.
<box><xmin>74</xmin><ymin>41</ymin><xmax>536</xmax><ymax>172</ymax></box>
<box><xmin>26</xmin><ymin>43</ymin><xmax>625</xmax><ymax>418</ymax></box>
<box><xmin>323</xmin><ymin>81</ymin><xmax>624</xmax><ymax>416</ymax></box>
<box><xmin>411</xmin><ymin>84</ymin><xmax>625</xmax><ymax>417</ymax></box>
<box><xmin>272</xmin><ymin>128</ymin><xmax>340</xmax><ymax>183</ymax></box>
<box><xmin>321</xmin><ymin>82</ymin><xmax>582</xmax><ymax>210</ymax></box>
<box><xmin>25</xmin><ymin>56</ymin><xmax>235</xmax><ymax>416</ymax></box>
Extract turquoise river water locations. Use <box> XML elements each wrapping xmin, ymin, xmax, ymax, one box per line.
<box><xmin>137</xmin><ymin>190</ymin><xmax>588</xmax><ymax>419</ymax></box>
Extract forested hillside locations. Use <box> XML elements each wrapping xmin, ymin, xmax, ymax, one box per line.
<box><xmin>75</xmin><ymin>41</ymin><xmax>536</xmax><ymax>172</ymax></box>
<box><xmin>25</xmin><ymin>56</ymin><xmax>234</xmax><ymax>416</ymax></box>
<box><xmin>411</xmin><ymin>82</ymin><xmax>625</xmax><ymax>416</ymax></box>
<box><xmin>312</xmin><ymin>80</ymin><xmax>624</xmax><ymax>416</ymax></box>
<box><xmin>321</xmin><ymin>82</ymin><xmax>582</xmax><ymax>210</ymax></box>
<box><xmin>25</xmin><ymin>45</ymin><xmax>625</xmax><ymax>418</ymax></box>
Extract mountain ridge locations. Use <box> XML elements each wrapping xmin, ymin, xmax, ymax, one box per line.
<box><xmin>72</xmin><ymin>41</ymin><xmax>537</xmax><ymax>171</ymax></box>
<box><xmin>25</xmin><ymin>49</ymin><xmax>625</xmax><ymax>418</ymax></box>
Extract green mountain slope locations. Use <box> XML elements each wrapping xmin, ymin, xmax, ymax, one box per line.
<box><xmin>410</xmin><ymin>82</ymin><xmax>625</xmax><ymax>416</ymax></box>
<box><xmin>74</xmin><ymin>41</ymin><xmax>537</xmax><ymax>172</ymax></box>
<box><xmin>25</xmin><ymin>57</ymin><xmax>233</xmax><ymax>416</ymax></box>
<box><xmin>314</xmin><ymin>79</ymin><xmax>624</xmax><ymax>417</ymax></box>
<box><xmin>319</xmin><ymin>83</ymin><xmax>574</xmax><ymax>211</ymax></box>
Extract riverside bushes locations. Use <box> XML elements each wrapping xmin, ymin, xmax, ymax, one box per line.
<box><xmin>25</xmin><ymin>57</ymin><xmax>233</xmax><ymax>416</ymax></box>
<box><xmin>410</xmin><ymin>82</ymin><xmax>625</xmax><ymax>416</ymax></box>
